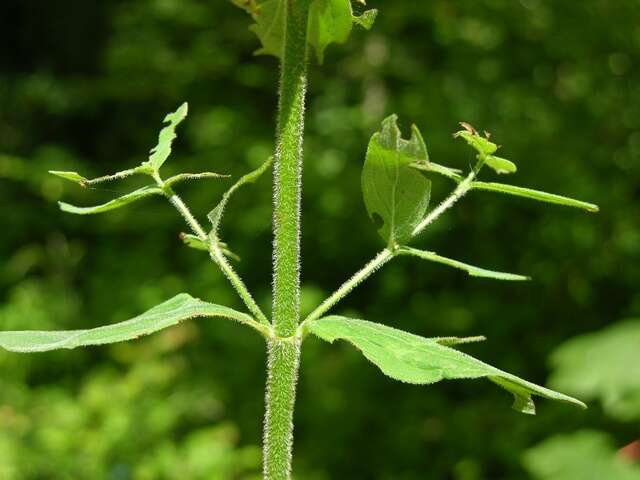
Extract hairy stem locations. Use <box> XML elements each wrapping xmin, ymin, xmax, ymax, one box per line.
<box><xmin>159</xmin><ymin>180</ymin><xmax>269</xmax><ymax>325</ymax></box>
<box><xmin>302</xmin><ymin>172</ymin><xmax>477</xmax><ymax>326</ymax></box>
<box><xmin>265</xmin><ymin>0</ymin><xmax>310</xmax><ymax>478</ymax></box>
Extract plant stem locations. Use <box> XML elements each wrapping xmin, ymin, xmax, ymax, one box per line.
<box><xmin>301</xmin><ymin>172</ymin><xmax>477</xmax><ymax>328</ymax></box>
<box><xmin>265</xmin><ymin>0</ymin><xmax>310</xmax><ymax>478</ymax></box>
<box><xmin>158</xmin><ymin>179</ymin><xmax>269</xmax><ymax>325</ymax></box>
<box><xmin>302</xmin><ymin>248</ymin><xmax>394</xmax><ymax>325</ymax></box>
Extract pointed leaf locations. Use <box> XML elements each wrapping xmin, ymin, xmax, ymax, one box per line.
<box><xmin>308</xmin><ymin>316</ymin><xmax>586</xmax><ymax>414</ymax></box>
<box><xmin>0</xmin><ymin>293</ymin><xmax>257</xmax><ymax>353</ymax></box>
<box><xmin>147</xmin><ymin>103</ymin><xmax>188</xmax><ymax>170</ymax></box>
<box><xmin>453</xmin><ymin>127</ymin><xmax>498</xmax><ymax>157</ymax></box>
<box><xmin>49</xmin><ymin>170</ymin><xmax>88</xmax><ymax>185</ymax></box>
<box><xmin>484</xmin><ymin>155</ymin><xmax>517</xmax><ymax>175</ymax></box>
<box><xmin>180</xmin><ymin>233</ymin><xmax>209</xmax><ymax>251</ymax></box>
<box><xmin>58</xmin><ymin>185</ymin><xmax>164</xmax><ymax>215</ymax></box>
<box><xmin>208</xmin><ymin>157</ymin><xmax>272</xmax><ymax>238</ymax></box>
<box><xmin>399</xmin><ymin>247</ymin><xmax>530</xmax><ymax>281</ymax></box>
<box><xmin>362</xmin><ymin>115</ymin><xmax>431</xmax><ymax>245</ymax></box>
<box><xmin>164</xmin><ymin>172</ymin><xmax>229</xmax><ymax>188</ymax></box>
<box><xmin>472</xmin><ymin>181</ymin><xmax>599</xmax><ymax>212</ymax></box>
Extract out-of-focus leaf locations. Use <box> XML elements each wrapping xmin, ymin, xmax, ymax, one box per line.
<box><xmin>472</xmin><ymin>182</ymin><xmax>599</xmax><ymax>212</ymax></box>
<box><xmin>523</xmin><ymin>430</ymin><xmax>640</xmax><ymax>480</ymax></box>
<box><xmin>180</xmin><ymin>233</ymin><xmax>209</xmax><ymax>251</ymax></box>
<box><xmin>548</xmin><ymin>319</ymin><xmax>640</xmax><ymax>420</ymax></box>
<box><xmin>362</xmin><ymin>115</ymin><xmax>431</xmax><ymax>245</ymax></box>
<box><xmin>0</xmin><ymin>293</ymin><xmax>256</xmax><ymax>352</ymax></box>
<box><xmin>146</xmin><ymin>103</ymin><xmax>189</xmax><ymax>170</ymax></box>
<box><xmin>399</xmin><ymin>247</ymin><xmax>530</xmax><ymax>281</ymax></box>
<box><xmin>207</xmin><ymin>157</ymin><xmax>272</xmax><ymax>239</ymax></box>
<box><xmin>308</xmin><ymin>316</ymin><xmax>586</xmax><ymax>414</ymax></box>
<box><xmin>308</xmin><ymin>0</ymin><xmax>353</xmax><ymax>64</ymax></box>
<box><xmin>58</xmin><ymin>186</ymin><xmax>164</xmax><ymax>215</ymax></box>
<box><xmin>484</xmin><ymin>155</ymin><xmax>517</xmax><ymax>175</ymax></box>
<box><xmin>48</xmin><ymin>170</ymin><xmax>87</xmax><ymax>185</ymax></box>
<box><xmin>353</xmin><ymin>8</ymin><xmax>377</xmax><ymax>30</ymax></box>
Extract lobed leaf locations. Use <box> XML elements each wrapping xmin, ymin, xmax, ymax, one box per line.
<box><xmin>0</xmin><ymin>293</ymin><xmax>257</xmax><ymax>353</ymax></box>
<box><xmin>147</xmin><ymin>102</ymin><xmax>189</xmax><ymax>170</ymax></box>
<box><xmin>362</xmin><ymin>115</ymin><xmax>431</xmax><ymax>245</ymax></box>
<box><xmin>308</xmin><ymin>316</ymin><xmax>586</xmax><ymax>414</ymax></box>
<box><xmin>399</xmin><ymin>247</ymin><xmax>530</xmax><ymax>281</ymax></box>
<box><xmin>58</xmin><ymin>185</ymin><xmax>164</xmax><ymax>215</ymax></box>
<box><xmin>472</xmin><ymin>181</ymin><xmax>599</xmax><ymax>212</ymax></box>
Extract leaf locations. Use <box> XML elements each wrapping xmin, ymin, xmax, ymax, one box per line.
<box><xmin>180</xmin><ymin>233</ymin><xmax>209</xmax><ymax>251</ymax></box>
<box><xmin>524</xmin><ymin>431</ymin><xmax>640</xmax><ymax>480</ymax></box>
<box><xmin>484</xmin><ymin>155</ymin><xmax>517</xmax><ymax>175</ymax></box>
<box><xmin>362</xmin><ymin>115</ymin><xmax>432</xmax><ymax>245</ymax></box>
<box><xmin>472</xmin><ymin>181</ymin><xmax>599</xmax><ymax>212</ymax></box>
<box><xmin>49</xmin><ymin>170</ymin><xmax>88</xmax><ymax>185</ymax></box>
<box><xmin>308</xmin><ymin>316</ymin><xmax>586</xmax><ymax>414</ymax></box>
<box><xmin>399</xmin><ymin>247</ymin><xmax>530</xmax><ymax>281</ymax></box>
<box><xmin>232</xmin><ymin>0</ymin><xmax>376</xmax><ymax>61</ymax></box>
<box><xmin>453</xmin><ymin>128</ymin><xmax>498</xmax><ymax>157</ymax></box>
<box><xmin>353</xmin><ymin>9</ymin><xmax>377</xmax><ymax>30</ymax></box>
<box><xmin>0</xmin><ymin>293</ymin><xmax>256</xmax><ymax>353</ymax></box>
<box><xmin>308</xmin><ymin>0</ymin><xmax>353</xmax><ymax>64</ymax></box>
<box><xmin>207</xmin><ymin>157</ymin><xmax>272</xmax><ymax>239</ymax></box>
<box><xmin>548</xmin><ymin>319</ymin><xmax>640</xmax><ymax>421</ymax></box>
<box><xmin>147</xmin><ymin>103</ymin><xmax>189</xmax><ymax>170</ymax></box>
<box><xmin>58</xmin><ymin>185</ymin><xmax>164</xmax><ymax>215</ymax></box>
<box><xmin>164</xmin><ymin>172</ymin><xmax>230</xmax><ymax>188</ymax></box>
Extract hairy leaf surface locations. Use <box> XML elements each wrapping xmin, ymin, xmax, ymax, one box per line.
<box><xmin>0</xmin><ymin>293</ymin><xmax>255</xmax><ymax>352</ymax></box>
<box><xmin>362</xmin><ymin>115</ymin><xmax>431</xmax><ymax>245</ymax></box>
<box><xmin>308</xmin><ymin>316</ymin><xmax>586</xmax><ymax>414</ymax></box>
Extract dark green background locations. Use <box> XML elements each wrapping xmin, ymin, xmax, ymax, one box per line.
<box><xmin>1</xmin><ymin>1</ymin><xmax>638</xmax><ymax>478</ymax></box>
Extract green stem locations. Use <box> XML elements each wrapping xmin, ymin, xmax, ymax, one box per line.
<box><xmin>265</xmin><ymin>0</ymin><xmax>310</xmax><ymax>478</ymax></box>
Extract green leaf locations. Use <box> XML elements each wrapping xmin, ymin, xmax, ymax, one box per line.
<box><xmin>484</xmin><ymin>155</ymin><xmax>517</xmax><ymax>175</ymax></box>
<box><xmin>472</xmin><ymin>181</ymin><xmax>599</xmax><ymax>212</ymax></box>
<box><xmin>548</xmin><ymin>319</ymin><xmax>640</xmax><ymax>421</ymax></box>
<box><xmin>308</xmin><ymin>316</ymin><xmax>586</xmax><ymax>414</ymax></box>
<box><xmin>453</xmin><ymin>127</ymin><xmax>498</xmax><ymax>157</ymax></box>
<box><xmin>362</xmin><ymin>115</ymin><xmax>431</xmax><ymax>245</ymax></box>
<box><xmin>180</xmin><ymin>233</ymin><xmax>209</xmax><ymax>251</ymax></box>
<box><xmin>208</xmin><ymin>157</ymin><xmax>272</xmax><ymax>239</ymax></box>
<box><xmin>308</xmin><ymin>0</ymin><xmax>353</xmax><ymax>64</ymax></box>
<box><xmin>0</xmin><ymin>293</ymin><xmax>257</xmax><ymax>353</ymax></box>
<box><xmin>353</xmin><ymin>8</ymin><xmax>377</xmax><ymax>30</ymax></box>
<box><xmin>58</xmin><ymin>185</ymin><xmax>164</xmax><ymax>215</ymax></box>
<box><xmin>524</xmin><ymin>431</ymin><xmax>640</xmax><ymax>480</ymax></box>
<box><xmin>49</xmin><ymin>170</ymin><xmax>88</xmax><ymax>185</ymax></box>
<box><xmin>146</xmin><ymin>102</ymin><xmax>188</xmax><ymax>170</ymax></box>
<box><xmin>232</xmin><ymin>0</ymin><xmax>376</xmax><ymax>61</ymax></box>
<box><xmin>164</xmin><ymin>172</ymin><xmax>230</xmax><ymax>188</ymax></box>
<box><xmin>399</xmin><ymin>247</ymin><xmax>530</xmax><ymax>281</ymax></box>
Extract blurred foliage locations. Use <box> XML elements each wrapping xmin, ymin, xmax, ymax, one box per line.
<box><xmin>523</xmin><ymin>320</ymin><xmax>640</xmax><ymax>480</ymax></box>
<box><xmin>0</xmin><ymin>0</ymin><xmax>638</xmax><ymax>478</ymax></box>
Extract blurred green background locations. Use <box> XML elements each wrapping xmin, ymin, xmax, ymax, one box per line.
<box><xmin>1</xmin><ymin>0</ymin><xmax>639</xmax><ymax>478</ymax></box>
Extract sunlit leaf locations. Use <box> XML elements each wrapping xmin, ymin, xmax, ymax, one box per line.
<box><xmin>58</xmin><ymin>185</ymin><xmax>164</xmax><ymax>215</ymax></box>
<box><xmin>0</xmin><ymin>293</ymin><xmax>257</xmax><ymax>353</ymax></box>
<box><xmin>308</xmin><ymin>316</ymin><xmax>586</xmax><ymax>414</ymax></box>
<box><xmin>399</xmin><ymin>247</ymin><xmax>530</xmax><ymax>281</ymax></box>
<box><xmin>453</xmin><ymin>127</ymin><xmax>498</xmax><ymax>157</ymax></box>
<box><xmin>146</xmin><ymin>103</ymin><xmax>189</xmax><ymax>170</ymax></box>
<box><xmin>208</xmin><ymin>157</ymin><xmax>272</xmax><ymax>239</ymax></box>
<box><xmin>362</xmin><ymin>115</ymin><xmax>431</xmax><ymax>245</ymax></box>
<box><xmin>548</xmin><ymin>319</ymin><xmax>640</xmax><ymax>421</ymax></box>
<box><xmin>472</xmin><ymin>181</ymin><xmax>599</xmax><ymax>212</ymax></box>
<box><xmin>524</xmin><ymin>430</ymin><xmax>640</xmax><ymax>480</ymax></box>
<box><xmin>484</xmin><ymin>155</ymin><xmax>517</xmax><ymax>175</ymax></box>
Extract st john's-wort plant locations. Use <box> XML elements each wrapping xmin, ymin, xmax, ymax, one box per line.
<box><xmin>0</xmin><ymin>1</ymin><xmax>600</xmax><ymax>478</ymax></box>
